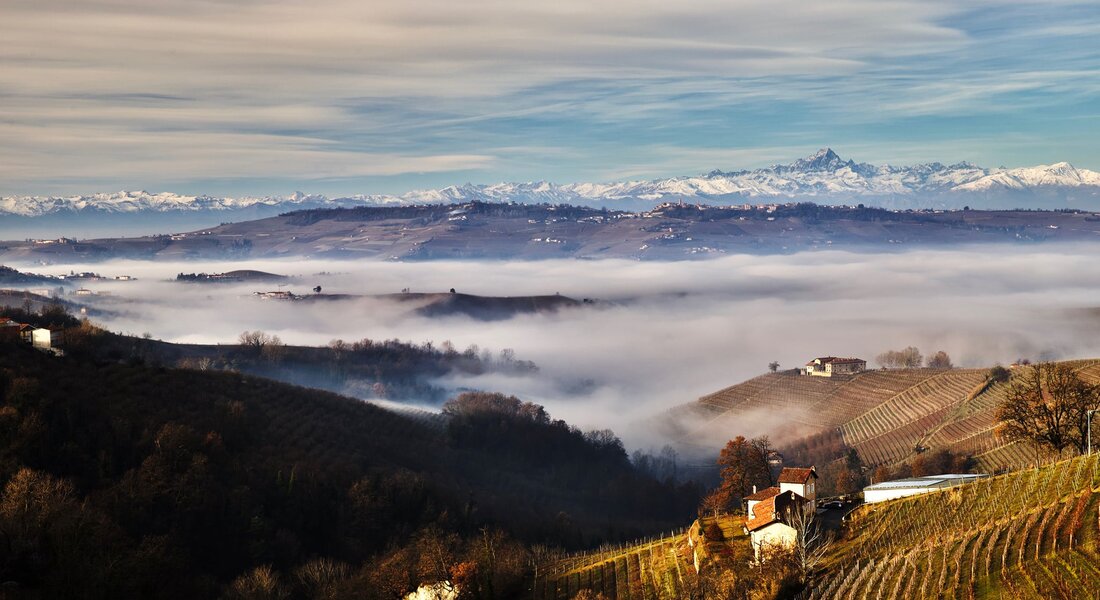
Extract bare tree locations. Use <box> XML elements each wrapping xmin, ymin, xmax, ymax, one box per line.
<box><xmin>750</xmin><ymin>436</ymin><xmax>777</xmax><ymax>486</ymax></box>
<box><xmin>786</xmin><ymin>502</ymin><xmax>832</xmax><ymax>584</ymax></box>
<box><xmin>926</xmin><ymin>350</ymin><xmax>953</xmax><ymax>369</ymax></box>
<box><xmin>996</xmin><ymin>362</ymin><xmax>1099</xmax><ymax>455</ymax></box>
<box><xmin>238</xmin><ymin>330</ymin><xmax>273</xmax><ymax>349</ymax></box>
<box><xmin>876</xmin><ymin>346</ymin><xmax>923</xmax><ymax>369</ymax></box>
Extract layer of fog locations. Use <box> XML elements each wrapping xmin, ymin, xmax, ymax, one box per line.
<box><xmin>15</xmin><ymin>244</ymin><xmax>1100</xmax><ymax>451</ymax></box>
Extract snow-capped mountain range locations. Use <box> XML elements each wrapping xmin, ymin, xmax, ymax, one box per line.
<box><xmin>5</xmin><ymin>149</ymin><xmax>1100</xmax><ymax>218</ymax></box>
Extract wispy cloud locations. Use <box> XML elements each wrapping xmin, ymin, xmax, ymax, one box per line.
<box><xmin>0</xmin><ymin>0</ymin><xmax>1097</xmax><ymax>195</ymax></box>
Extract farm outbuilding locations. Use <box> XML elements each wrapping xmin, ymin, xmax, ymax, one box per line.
<box><xmin>863</xmin><ymin>473</ymin><xmax>989</xmax><ymax>504</ymax></box>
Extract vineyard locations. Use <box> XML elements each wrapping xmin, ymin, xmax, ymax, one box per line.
<box><xmin>531</xmin><ymin>516</ymin><xmax>749</xmax><ymax>599</ymax></box>
<box><xmin>809</xmin><ymin>453</ymin><xmax>1100</xmax><ymax>599</ymax></box>
<box><xmin>677</xmin><ymin>360</ymin><xmax>1100</xmax><ymax>471</ymax></box>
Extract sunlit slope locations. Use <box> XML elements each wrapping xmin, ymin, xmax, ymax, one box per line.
<box><xmin>678</xmin><ymin>360</ymin><xmax>1100</xmax><ymax>471</ymax></box>
<box><xmin>533</xmin><ymin>516</ymin><xmax>747</xmax><ymax>600</ymax></box>
<box><xmin>814</xmin><ymin>453</ymin><xmax>1100</xmax><ymax>599</ymax></box>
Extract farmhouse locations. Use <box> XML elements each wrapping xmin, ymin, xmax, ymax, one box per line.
<box><xmin>254</xmin><ymin>291</ymin><xmax>297</xmax><ymax>300</ymax></box>
<box><xmin>744</xmin><ymin>467</ymin><xmax>818</xmax><ymax>560</ymax></box>
<box><xmin>800</xmin><ymin>356</ymin><xmax>866</xmax><ymax>377</ymax></box>
<box><xmin>31</xmin><ymin>327</ymin><xmax>64</xmax><ymax>349</ymax></box>
<box><xmin>863</xmin><ymin>473</ymin><xmax>989</xmax><ymax>504</ymax></box>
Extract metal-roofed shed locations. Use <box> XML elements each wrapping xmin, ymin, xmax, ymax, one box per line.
<box><xmin>863</xmin><ymin>473</ymin><xmax>989</xmax><ymax>504</ymax></box>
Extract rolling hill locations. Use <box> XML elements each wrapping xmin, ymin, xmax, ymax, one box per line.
<box><xmin>813</xmin><ymin>452</ymin><xmax>1100</xmax><ymax>599</ymax></box>
<box><xmin>6</xmin><ymin>202</ymin><xmax>1100</xmax><ymax>262</ymax></box>
<box><xmin>530</xmin><ymin>445</ymin><xmax>1100</xmax><ymax>600</ymax></box>
<box><xmin>666</xmin><ymin>361</ymin><xmax>1100</xmax><ymax>473</ymax></box>
<box><xmin>0</xmin><ymin>341</ymin><xmax>697</xmax><ymax>598</ymax></box>
<box><xmin>533</xmin><ymin>514</ymin><xmax>750</xmax><ymax>600</ymax></box>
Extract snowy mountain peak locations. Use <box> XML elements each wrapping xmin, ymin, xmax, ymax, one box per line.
<box><xmin>786</xmin><ymin>148</ymin><xmax>853</xmax><ymax>172</ymax></box>
<box><xmin>3</xmin><ymin>151</ymin><xmax>1100</xmax><ymax>217</ymax></box>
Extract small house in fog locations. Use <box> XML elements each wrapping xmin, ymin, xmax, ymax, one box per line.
<box><xmin>863</xmin><ymin>473</ymin><xmax>988</xmax><ymax>504</ymax></box>
<box><xmin>744</xmin><ymin>467</ymin><xmax>818</xmax><ymax>560</ymax></box>
<box><xmin>31</xmin><ymin>327</ymin><xmax>64</xmax><ymax>349</ymax></box>
<box><xmin>801</xmin><ymin>356</ymin><xmax>866</xmax><ymax>377</ymax></box>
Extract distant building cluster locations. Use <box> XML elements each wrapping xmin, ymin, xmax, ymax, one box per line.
<box><xmin>800</xmin><ymin>356</ymin><xmax>867</xmax><ymax>377</ymax></box>
<box><xmin>253</xmin><ymin>291</ymin><xmax>297</xmax><ymax>301</ymax></box>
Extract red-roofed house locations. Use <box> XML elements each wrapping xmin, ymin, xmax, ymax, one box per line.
<box><xmin>742</xmin><ymin>466</ymin><xmax>818</xmax><ymax>560</ymax></box>
<box><xmin>801</xmin><ymin>356</ymin><xmax>866</xmax><ymax>377</ymax></box>
<box><xmin>744</xmin><ymin>490</ymin><xmax>809</xmax><ymax>560</ymax></box>
<box><xmin>778</xmin><ymin>466</ymin><xmax>818</xmax><ymax>503</ymax></box>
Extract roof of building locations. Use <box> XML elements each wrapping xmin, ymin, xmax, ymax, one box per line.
<box><xmin>805</xmin><ymin>356</ymin><xmax>866</xmax><ymax>366</ymax></box>
<box><xmin>746</xmin><ymin>490</ymin><xmax>806</xmax><ymax>532</ymax></box>
<box><xmin>863</xmin><ymin>473</ymin><xmax>988</xmax><ymax>493</ymax></box>
<box><xmin>778</xmin><ymin>467</ymin><xmax>818</xmax><ymax>484</ymax></box>
<box><xmin>744</xmin><ymin>486</ymin><xmax>781</xmax><ymax>501</ymax></box>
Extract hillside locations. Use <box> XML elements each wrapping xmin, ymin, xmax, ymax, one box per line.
<box><xmin>668</xmin><ymin>361</ymin><xmax>1100</xmax><ymax>472</ymax></box>
<box><xmin>0</xmin><ymin>342</ymin><xmax>698</xmax><ymax>598</ymax></box>
<box><xmin>530</xmin><ymin>449</ymin><xmax>1100</xmax><ymax>600</ymax></box>
<box><xmin>6</xmin><ymin>202</ymin><xmax>1100</xmax><ymax>262</ymax></box>
<box><xmin>175</xmin><ymin>269</ymin><xmax>288</xmax><ymax>283</ymax></box>
<box><xmin>0</xmin><ymin>265</ymin><xmax>65</xmax><ymax>288</ymax></box>
<box><xmin>533</xmin><ymin>514</ymin><xmax>751</xmax><ymax>599</ymax></box>
<box><xmin>381</xmin><ymin>292</ymin><xmax>589</xmax><ymax>321</ymax></box>
<box><xmin>813</xmin><ymin>452</ymin><xmax>1100</xmax><ymax>599</ymax></box>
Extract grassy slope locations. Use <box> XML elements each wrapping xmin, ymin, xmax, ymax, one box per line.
<box><xmin>814</xmin><ymin>452</ymin><xmax>1100</xmax><ymax>599</ymax></box>
<box><xmin>674</xmin><ymin>360</ymin><xmax>1100</xmax><ymax>472</ymax></box>
<box><xmin>532</xmin><ymin>515</ymin><xmax>751</xmax><ymax>600</ymax></box>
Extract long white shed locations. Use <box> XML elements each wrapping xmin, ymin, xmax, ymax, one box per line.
<box><xmin>863</xmin><ymin>473</ymin><xmax>989</xmax><ymax>504</ymax></box>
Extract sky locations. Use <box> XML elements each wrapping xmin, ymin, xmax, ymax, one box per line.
<box><xmin>3</xmin><ymin>0</ymin><xmax>1099</xmax><ymax>197</ymax></box>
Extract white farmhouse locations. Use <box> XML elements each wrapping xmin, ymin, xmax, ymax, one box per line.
<box><xmin>801</xmin><ymin>356</ymin><xmax>866</xmax><ymax>377</ymax></box>
<box><xmin>863</xmin><ymin>473</ymin><xmax>988</xmax><ymax>504</ymax></box>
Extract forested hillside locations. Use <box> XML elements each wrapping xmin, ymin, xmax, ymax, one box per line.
<box><xmin>0</xmin><ymin>307</ymin><xmax>537</xmax><ymax>404</ymax></box>
<box><xmin>0</xmin><ymin>342</ymin><xmax>698</xmax><ymax>598</ymax></box>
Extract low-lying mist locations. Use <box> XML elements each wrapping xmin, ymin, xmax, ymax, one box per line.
<box><xmin>16</xmin><ymin>244</ymin><xmax>1100</xmax><ymax>450</ymax></box>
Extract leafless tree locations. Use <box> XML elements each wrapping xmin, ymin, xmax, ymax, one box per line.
<box><xmin>876</xmin><ymin>346</ymin><xmax>923</xmax><ymax>369</ymax></box>
<box><xmin>996</xmin><ymin>362</ymin><xmax>1099</xmax><ymax>455</ymax></box>
<box><xmin>786</xmin><ymin>502</ymin><xmax>832</xmax><ymax>584</ymax></box>
<box><xmin>926</xmin><ymin>350</ymin><xmax>953</xmax><ymax>369</ymax></box>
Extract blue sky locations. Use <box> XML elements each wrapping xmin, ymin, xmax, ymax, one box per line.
<box><xmin>2</xmin><ymin>0</ymin><xmax>1098</xmax><ymax>197</ymax></box>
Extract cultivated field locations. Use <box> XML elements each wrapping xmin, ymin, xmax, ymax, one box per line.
<box><xmin>813</xmin><ymin>452</ymin><xmax>1100</xmax><ymax>599</ymax></box>
<box><xmin>532</xmin><ymin>516</ymin><xmax>748</xmax><ymax>599</ymax></box>
<box><xmin>680</xmin><ymin>360</ymin><xmax>1100</xmax><ymax>471</ymax></box>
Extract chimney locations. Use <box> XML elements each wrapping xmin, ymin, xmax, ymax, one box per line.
<box><xmin>752</xmin><ymin>485</ymin><xmax>757</xmax><ymax>494</ymax></box>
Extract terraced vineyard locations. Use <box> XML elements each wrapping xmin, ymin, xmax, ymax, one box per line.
<box><xmin>532</xmin><ymin>516</ymin><xmax>748</xmax><ymax>599</ymax></box>
<box><xmin>676</xmin><ymin>360</ymin><xmax>1100</xmax><ymax>471</ymax></box>
<box><xmin>809</xmin><ymin>453</ymin><xmax>1100</xmax><ymax>599</ymax></box>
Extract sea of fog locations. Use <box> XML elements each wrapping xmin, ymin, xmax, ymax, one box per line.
<box><xmin>14</xmin><ymin>245</ymin><xmax>1100</xmax><ymax>447</ymax></box>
